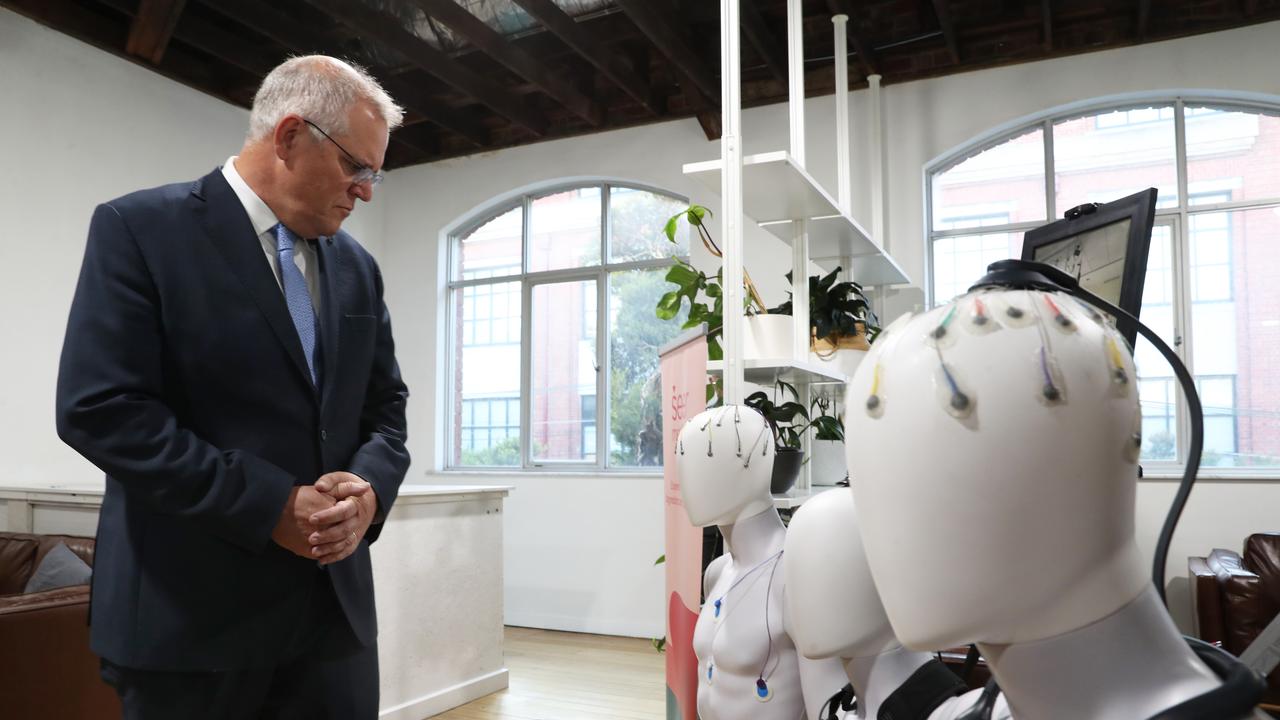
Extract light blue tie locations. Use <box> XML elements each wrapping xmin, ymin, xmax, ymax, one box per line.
<box><xmin>274</xmin><ymin>223</ymin><xmax>320</xmax><ymax>385</ymax></box>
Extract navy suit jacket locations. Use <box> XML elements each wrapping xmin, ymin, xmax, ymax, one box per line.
<box><xmin>55</xmin><ymin>168</ymin><xmax>410</xmax><ymax>671</ymax></box>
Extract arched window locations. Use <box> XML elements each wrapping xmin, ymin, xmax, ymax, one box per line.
<box><xmin>927</xmin><ymin>98</ymin><xmax>1280</xmax><ymax>473</ymax></box>
<box><xmin>446</xmin><ymin>182</ymin><xmax>690</xmax><ymax>470</ymax></box>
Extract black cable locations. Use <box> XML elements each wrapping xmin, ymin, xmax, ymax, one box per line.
<box><xmin>1066</xmin><ymin>284</ymin><xmax>1202</xmax><ymax>608</ymax></box>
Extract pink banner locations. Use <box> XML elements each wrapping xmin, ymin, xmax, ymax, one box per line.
<box><xmin>660</xmin><ymin>331</ymin><xmax>708</xmax><ymax>720</ymax></box>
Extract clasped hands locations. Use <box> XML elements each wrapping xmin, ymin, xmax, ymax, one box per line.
<box><xmin>272</xmin><ymin>472</ymin><xmax>376</xmax><ymax>565</ymax></box>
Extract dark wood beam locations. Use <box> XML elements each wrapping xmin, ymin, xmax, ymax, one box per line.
<box><xmin>1243</xmin><ymin>0</ymin><xmax>1259</xmax><ymax>17</ymax></box>
<box><xmin>614</xmin><ymin>0</ymin><xmax>719</xmax><ymax>100</ymax></box>
<box><xmin>510</xmin><ymin>0</ymin><xmax>660</xmax><ymax>114</ymax></box>
<box><xmin>299</xmin><ymin>0</ymin><xmax>548</xmax><ymax>136</ymax></box>
<box><xmin>676</xmin><ymin>67</ymin><xmax>720</xmax><ymax>141</ymax></box>
<box><xmin>1137</xmin><ymin>0</ymin><xmax>1152</xmax><ymax>40</ymax></box>
<box><xmin>740</xmin><ymin>0</ymin><xmax>786</xmax><ymax>86</ymax></box>
<box><xmin>826</xmin><ymin>0</ymin><xmax>879</xmax><ymax>77</ymax></box>
<box><xmin>1043</xmin><ymin>0</ymin><xmax>1053</xmax><ymax>52</ymax></box>
<box><xmin>194</xmin><ymin>0</ymin><xmax>489</xmax><ymax>148</ymax></box>
<box><xmin>125</xmin><ymin>0</ymin><xmax>186</xmax><ymax>65</ymax></box>
<box><xmin>409</xmin><ymin>0</ymin><xmax>602</xmax><ymax>126</ymax></box>
<box><xmin>931</xmin><ymin>0</ymin><xmax>961</xmax><ymax>64</ymax></box>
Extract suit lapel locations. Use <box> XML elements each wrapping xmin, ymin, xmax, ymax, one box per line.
<box><xmin>192</xmin><ymin>170</ymin><xmax>317</xmax><ymax>397</ymax></box>
<box><xmin>315</xmin><ymin>237</ymin><xmax>341</xmax><ymax>412</ymax></box>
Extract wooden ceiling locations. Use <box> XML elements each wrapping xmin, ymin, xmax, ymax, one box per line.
<box><xmin>6</xmin><ymin>0</ymin><xmax>1280</xmax><ymax>168</ymax></box>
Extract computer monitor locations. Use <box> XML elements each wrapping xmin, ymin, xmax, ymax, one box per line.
<box><xmin>1021</xmin><ymin>187</ymin><xmax>1158</xmax><ymax>346</ymax></box>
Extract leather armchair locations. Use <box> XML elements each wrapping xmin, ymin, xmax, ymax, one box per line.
<box><xmin>0</xmin><ymin>531</ymin><xmax>120</xmax><ymax>719</ymax></box>
<box><xmin>1189</xmin><ymin>532</ymin><xmax>1280</xmax><ymax>706</ymax></box>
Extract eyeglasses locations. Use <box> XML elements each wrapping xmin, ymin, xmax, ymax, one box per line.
<box><xmin>303</xmin><ymin>119</ymin><xmax>385</xmax><ymax>187</ymax></box>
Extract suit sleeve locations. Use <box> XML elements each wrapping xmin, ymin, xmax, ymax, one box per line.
<box><xmin>55</xmin><ymin>203</ymin><xmax>295</xmax><ymax>553</ymax></box>
<box><xmin>345</xmin><ymin>261</ymin><xmax>410</xmax><ymax>543</ymax></box>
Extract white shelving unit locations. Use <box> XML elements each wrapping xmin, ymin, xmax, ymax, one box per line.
<box><xmin>692</xmin><ymin>1</ymin><xmax>915</xmax><ymax>494</ymax></box>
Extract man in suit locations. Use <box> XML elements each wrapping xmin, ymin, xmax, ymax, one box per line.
<box><xmin>55</xmin><ymin>55</ymin><xmax>410</xmax><ymax>719</ymax></box>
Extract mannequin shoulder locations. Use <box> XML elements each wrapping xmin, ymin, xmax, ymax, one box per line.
<box><xmin>704</xmin><ymin>553</ymin><xmax>731</xmax><ymax>597</ymax></box>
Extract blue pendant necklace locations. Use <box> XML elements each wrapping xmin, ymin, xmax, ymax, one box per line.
<box><xmin>705</xmin><ymin>548</ymin><xmax>785</xmax><ymax>702</ymax></box>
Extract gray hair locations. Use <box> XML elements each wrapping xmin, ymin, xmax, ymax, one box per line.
<box><xmin>248</xmin><ymin>55</ymin><xmax>404</xmax><ymax>142</ymax></box>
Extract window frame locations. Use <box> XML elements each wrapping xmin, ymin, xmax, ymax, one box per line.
<box><xmin>925</xmin><ymin>95</ymin><xmax>1280</xmax><ymax>478</ymax></box>
<box><xmin>445</xmin><ymin>181</ymin><xmax>690</xmax><ymax>473</ymax></box>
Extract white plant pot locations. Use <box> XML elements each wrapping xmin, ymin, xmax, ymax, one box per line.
<box><xmin>810</xmin><ymin>439</ymin><xmax>848</xmax><ymax>486</ymax></box>
<box><xmin>744</xmin><ymin>315</ymin><xmax>795</xmax><ymax>360</ymax></box>
<box><xmin>809</xmin><ymin>346</ymin><xmax>868</xmax><ymax>380</ymax></box>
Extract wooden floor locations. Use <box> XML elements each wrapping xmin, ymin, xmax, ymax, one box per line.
<box><xmin>433</xmin><ymin>626</ymin><xmax>666</xmax><ymax>720</ymax></box>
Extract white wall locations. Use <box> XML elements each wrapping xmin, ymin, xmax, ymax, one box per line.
<box><xmin>381</xmin><ymin>20</ymin><xmax>1280</xmax><ymax>638</ymax></box>
<box><xmin>0</xmin><ymin>6</ymin><xmax>384</xmax><ymax>487</ymax></box>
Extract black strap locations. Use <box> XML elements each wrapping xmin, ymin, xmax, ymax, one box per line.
<box><xmin>952</xmin><ymin>678</ymin><xmax>1001</xmax><ymax>720</ymax></box>
<box><xmin>957</xmin><ymin>644</ymin><xmax>981</xmax><ymax>682</ymax></box>
<box><xmin>821</xmin><ymin>683</ymin><xmax>856</xmax><ymax>720</ymax></box>
<box><xmin>878</xmin><ymin>658</ymin><xmax>970</xmax><ymax>720</ymax></box>
<box><xmin>1145</xmin><ymin>638</ymin><xmax>1265</xmax><ymax>720</ymax></box>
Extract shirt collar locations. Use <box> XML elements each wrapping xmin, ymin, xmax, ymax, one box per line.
<box><xmin>221</xmin><ymin>155</ymin><xmax>281</xmax><ymax>239</ymax></box>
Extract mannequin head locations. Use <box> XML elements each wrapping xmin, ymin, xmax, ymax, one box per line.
<box><xmin>846</xmin><ymin>290</ymin><xmax>1147</xmax><ymax>649</ymax></box>
<box><xmin>784</xmin><ymin>487</ymin><xmax>900</xmax><ymax>660</ymax></box>
<box><xmin>676</xmin><ymin>405</ymin><xmax>774</xmax><ymax>527</ymax></box>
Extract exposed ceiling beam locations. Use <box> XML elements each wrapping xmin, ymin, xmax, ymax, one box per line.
<box><xmin>409</xmin><ymin>0</ymin><xmax>602</xmax><ymax>126</ymax></box>
<box><xmin>931</xmin><ymin>0</ymin><xmax>961</xmax><ymax>64</ymax></box>
<box><xmin>125</xmin><ymin>0</ymin><xmax>186</xmax><ymax>65</ymax></box>
<box><xmin>510</xmin><ymin>0</ymin><xmax>660</xmax><ymax>114</ymax></box>
<box><xmin>299</xmin><ymin>0</ymin><xmax>548</xmax><ymax>136</ymax></box>
<box><xmin>613</xmin><ymin>0</ymin><xmax>719</xmax><ymax>101</ymax></box>
<box><xmin>1244</xmin><ymin>0</ymin><xmax>1259</xmax><ymax>17</ymax></box>
<box><xmin>740</xmin><ymin>0</ymin><xmax>786</xmax><ymax>85</ymax></box>
<box><xmin>1043</xmin><ymin>0</ymin><xmax>1053</xmax><ymax>52</ymax></box>
<box><xmin>1137</xmin><ymin>0</ymin><xmax>1152</xmax><ymax>40</ymax></box>
<box><xmin>826</xmin><ymin>0</ymin><xmax>879</xmax><ymax>76</ymax></box>
<box><xmin>195</xmin><ymin>0</ymin><xmax>489</xmax><ymax>148</ymax></box>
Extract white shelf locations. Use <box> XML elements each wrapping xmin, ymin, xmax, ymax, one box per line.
<box><xmin>759</xmin><ymin>215</ymin><xmax>912</xmax><ymax>286</ymax></box>
<box><xmin>707</xmin><ymin>358</ymin><xmax>849</xmax><ymax>387</ymax></box>
<box><xmin>772</xmin><ymin>487</ymin><xmax>824</xmax><ymax>509</ymax></box>
<box><xmin>683</xmin><ymin>152</ymin><xmax>912</xmax><ymax>287</ymax></box>
<box><xmin>682</xmin><ymin>151</ymin><xmax>839</xmax><ymax>222</ymax></box>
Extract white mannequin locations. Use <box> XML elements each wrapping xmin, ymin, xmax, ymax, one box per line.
<box><xmin>846</xmin><ymin>290</ymin><xmax>1249</xmax><ymax>720</ymax></box>
<box><xmin>785</xmin><ymin>487</ymin><xmax>1011</xmax><ymax>720</ymax></box>
<box><xmin>677</xmin><ymin>405</ymin><xmax>849</xmax><ymax>720</ymax></box>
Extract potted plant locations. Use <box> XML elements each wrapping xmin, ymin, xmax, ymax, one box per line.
<box><xmin>656</xmin><ymin>205</ymin><xmax>790</xmax><ymax>360</ymax></box>
<box><xmin>770</xmin><ymin>266</ymin><xmax>881</xmax><ymax>376</ymax></box>
<box><xmin>743</xmin><ymin>380</ymin><xmax>843</xmax><ymax>494</ymax></box>
<box><xmin>807</xmin><ymin>394</ymin><xmax>848</xmax><ymax>486</ymax></box>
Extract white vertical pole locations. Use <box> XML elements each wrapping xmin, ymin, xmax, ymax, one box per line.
<box><xmin>833</xmin><ymin>14</ymin><xmax>851</xmax><ymax>215</ymax></box>
<box><xmin>787</xmin><ymin>0</ymin><xmax>805</xmax><ymax>166</ymax></box>
<box><xmin>721</xmin><ymin>0</ymin><xmax>745</xmax><ymax>406</ymax></box>
<box><xmin>868</xmin><ymin>73</ymin><xmax>885</xmax><ymax>248</ymax></box>
<box><xmin>792</xmin><ymin>220</ymin><xmax>810</xmax><ymax>359</ymax></box>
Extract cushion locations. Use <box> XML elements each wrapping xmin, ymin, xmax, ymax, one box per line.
<box><xmin>22</xmin><ymin>543</ymin><xmax>92</xmax><ymax>594</ymax></box>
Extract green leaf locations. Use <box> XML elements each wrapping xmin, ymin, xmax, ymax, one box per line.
<box><xmin>663</xmin><ymin>212</ymin><xmax>681</xmax><ymax>243</ymax></box>
<box><xmin>654</xmin><ymin>554</ymin><xmax>665</xmax><ymax>565</ymax></box>
<box><xmin>707</xmin><ymin>335</ymin><xmax>723</xmax><ymax>361</ymax></box>
<box><xmin>688</xmin><ymin>204</ymin><xmax>710</xmax><ymax>225</ymax></box>
<box><xmin>655</xmin><ymin>291</ymin><xmax>683</xmax><ymax>320</ymax></box>
<box><xmin>665</xmin><ymin>262</ymin><xmax>700</xmax><ymax>288</ymax></box>
<box><xmin>652</xmin><ymin>636</ymin><xmax>667</xmax><ymax>653</ymax></box>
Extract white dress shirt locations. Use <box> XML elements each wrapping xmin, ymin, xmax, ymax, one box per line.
<box><xmin>220</xmin><ymin>156</ymin><xmax>322</xmax><ymax>314</ymax></box>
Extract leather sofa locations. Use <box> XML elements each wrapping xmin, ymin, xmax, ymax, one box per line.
<box><xmin>0</xmin><ymin>531</ymin><xmax>120</xmax><ymax>719</ymax></box>
<box><xmin>1189</xmin><ymin>532</ymin><xmax>1280</xmax><ymax>707</ymax></box>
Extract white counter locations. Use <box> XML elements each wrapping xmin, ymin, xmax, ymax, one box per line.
<box><xmin>0</xmin><ymin>481</ymin><xmax>513</xmax><ymax>719</ymax></box>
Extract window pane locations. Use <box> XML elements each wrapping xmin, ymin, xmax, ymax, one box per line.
<box><xmin>529</xmin><ymin>187</ymin><xmax>602</xmax><ymax>272</ymax></box>
<box><xmin>931</xmin><ymin>230</ymin><xmax>1020</xmax><ymax>305</ymax></box>
<box><xmin>1186</xmin><ymin>107</ymin><xmax>1280</xmax><ymax>207</ymax></box>
<box><xmin>452</xmin><ymin>282</ymin><xmax>522</xmax><ymax>467</ymax></box>
<box><xmin>1134</xmin><ymin>226</ymin><xmax>1178</xmax><ymax>461</ymax></box>
<box><xmin>456</xmin><ymin>204</ymin><xmax>522</xmax><ymax>281</ymax></box>
<box><xmin>1054</xmin><ymin>106</ymin><xmax>1178</xmax><ymax>213</ymax></box>
<box><xmin>1187</xmin><ymin>207</ymin><xmax>1280</xmax><ymax>467</ymax></box>
<box><xmin>932</xmin><ymin>127</ymin><xmax>1046</xmax><ymax>231</ymax></box>
<box><xmin>608</xmin><ymin>268</ymin><xmax>690</xmax><ymax>467</ymax></box>
<box><xmin>609</xmin><ymin>187</ymin><xmax>689</xmax><ymax>262</ymax></box>
<box><xmin>531</xmin><ymin>279</ymin><xmax>597</xmax><ymax>462</ymax></box>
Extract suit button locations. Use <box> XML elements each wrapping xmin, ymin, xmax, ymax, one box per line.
<box><xmin>320</xmin><ymin>430</ymin><xmax>328</xmax><ymax>442</ymax></box>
